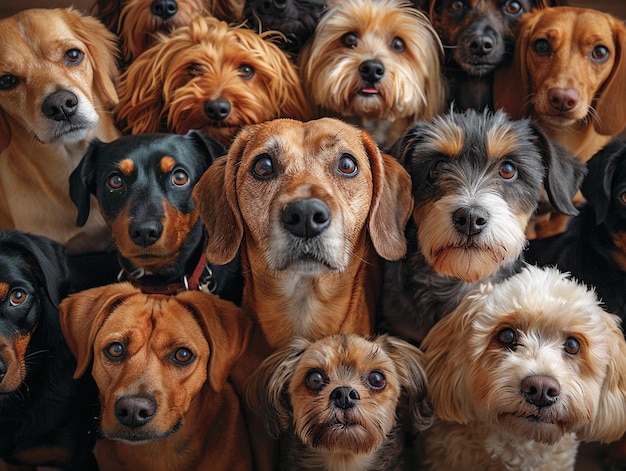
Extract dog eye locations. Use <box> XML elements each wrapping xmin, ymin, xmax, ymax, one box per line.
<box><xmin>305</xmin><ymin>369</ymin><xmax>326</xmax><ymax>391</ymax></box>
<box><xmin>104</xmin><ymin>342</ymin><xmax>126</xmax><ymax>361</ymax></box>
<box><xmin>341</xmin><ymin>32</ymin><xmax>358</xmax><ymax>49</ymax></box>
<box><xmin>64</xmin><ymin>48</ymin><xmax>84</xmax><ymax>65</ymax></box>
<box><xmin>107</xmin><ymin>173</ymin><xmax>124</xmax><ymax>190</ymax></box>
<box><xmin>8</xmin><ymin>288</ymin><xmax>27</xmax><ymax>306</ymax></box>
<box><xmin>503</xmin><ymin>0</ymin><xmax>523</xmax><ymax>15</ymax></box>
<box><xmin>188</xmin><ymin>63</ymin><xmax>204</xmax><ymax>76</ymax></box>
<box><xmin>252</xmin><ymin>154</ymin><xmax>275</xmax><ymax>179</ymax></box>
<box><xmin>0</xmin><ymin>74</ymin><xmax>18</xmax><ymax>90</ymax></box>
<box><xmin>173</xmin><ymin>347</ymin><xmax>195</xmax><ymax>364</ymax></box>
<box><xmin>449</xmin><ymin>0</ymin><xmax>465</xmax><ymax>13</ymax></box>
<box><xmin>620</xmin><ymin>192</ymin><xmax>626</xmax><ymax>204</ymax></box>
<box><xmin>171</xmin><ymin>170</ymin><xmax>189</xmax><ymax>186</ymax></box>
<box><xmin>532</xmin><ymin>39</ymin><xmax>551</xmax><ymax>56</ymax></box>
<box><xmin>239</xmin><ymin>64</ymin><xmax>255</xmax><ymax>80</ymax></box>
<box><xmin>590</xmin><ymin>45</ymin><xmax>610</xmax><ymax>63</ymax></box>
<box><xmin>337</xmin><ymin>154</ymin><xmax>358</xmax><ymax>177</ymax></box>
<box><xmin>366</xmin><ymin>370</ymin><xmax>386</xmax><ymax>391</ymax></box>
<box><xmin>497</xmin><ymin>328</ymin><xmax>516</xmax><ymax>347</ymax></box>
<box><xmin>499</xmin><ymin>161</ymin><xmax>517</xmax><ymax>180</ymax></box>
<box><xmin>390</xmin><ymin>37</ymin><xmax>405</xmax><ymax>53</ymax></box>
<box><xmin>427</xmin><ymin>160</ymin><xmax>447</xmax><ymax>184</ymax></box>
<box><xmin>564</xmin><ymin>337</ymin><xmax>580</xmax><ymax>355</ymax></box>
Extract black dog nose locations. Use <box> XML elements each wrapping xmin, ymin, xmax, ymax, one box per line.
<box><xmin>282</xmin><ymin>198</ymin><xmax>331</xmax><ymax>238</ymax></box>
<box><xmin>330</xmin><ymin>387</ymin><xmax>360</xmax><ymax>410</ymax></box>
<box><xmin>521</xmin><ymin>375</ymin><xmax>560</xmax><ymax>408</ymax></box>
<box><xmin>453</xmin><ymin>207</ymin><xmax>488</xmax><ymax>236</ymax></box>
<box><xmin>204</xmin><ymin>98</ymin><xmax>231</xmax><ymax>121</ymax></box>
<box><xmin>151</xmin><ymin>0</ymin><xmax>178</xmax><ymax>20</ymax></box>
<box><xmin>41</xmin><ymin>90</ymin><xmax>78</xmax><ymax>121</ymax></box>
<box><xmin>261</xmin><ymin>0</ymin><xmax>288</xmax><ymax>12</ymax></box>
<box><xmin>115</xmin><ymin>396</ymin><xmax>156</xmax><ymax>428</ymax></box>
<box><xmin>359</xmin><ymin>59</ymin><xmax>385</xmax><ymax>83</ymax></box>
<box><xmin>469</xmin><ymin>35</ymin><xmax>495</xmax><ymax>55</ymax></box>
<box><xmin>129</xmin><ymin>220</ymin><xmax>163</xmax><ymax>247</ymax></box>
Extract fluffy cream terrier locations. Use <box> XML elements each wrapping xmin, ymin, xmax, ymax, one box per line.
<box><xmin>299</xmin><ymin>0</ymin><xmax>446</xmax><ymax>148</ymax></box>
<box><xmin>421</xmin><ymin>265</ymin><xmax>626</xmax><ymax>471</ymax></box>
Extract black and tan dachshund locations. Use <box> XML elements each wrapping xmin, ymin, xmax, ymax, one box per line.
<box><xmin>69</xmin><ymin>130</ymin><xmax>243</xmax><ymax>303</ymax></box>
<box><xmin>0</xmin><ymin>229</ymin><xmax>97</xmax><ymax>470</ymax></box>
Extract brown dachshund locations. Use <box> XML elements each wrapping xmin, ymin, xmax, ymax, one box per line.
<box><xmin>59</xmin><ymin>283</ymin><xmax>252</xmax><ymax>471</ymax></box>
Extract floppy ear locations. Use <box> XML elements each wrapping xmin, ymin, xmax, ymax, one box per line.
<box><xmin>576</xmin><ymin>309</ymin><xmax>626</xmax><ymax>443</ymax></box>
<box><xmin>184</xmin><ymin>129</ymin><xmax>228</xmax><ymax>167</ymax></box>
<box><xmin>245</xmin><ymin>337</ymin><xmax>311</xmax><ymax>438</ymax></box>
<box><xmin>69</xmin><ymin>138</ymin><xmax>103</xmax><ymax>227</ymax></box>
<box><xmin>531</xmin><ymin>124</ymin><xmax>587</xmax><ymax>216</ymax></box>
<box><xmin>193</xmin><ymin>134</ymin><xmax>245</xmax><ymax>265</ymax></box>
<box><xmin>582</xmin><ymin>140</ymin><xmax>626</xmax><ymax>224</ymax></box>
<box><xmin>174</xmin><ymin>290</ymin><xmax>251</xmax><ymax>393</ymax></box>
<box><xmin>58</xmin><ymin>282</ymin><xmax>139</xmax><ymax>378</ymax></box>
<box><xmin>376</xmin><ymin>335</ymin><xmax>433</xmax><ymax>432</ymax></box>
<box><xmin>365</xmin><ymin>131</ymin><xmax>413</xmax><ymax>261</ymax></box>
<box><xmin>594</xmin><ymin>19</ymin><xmax>626</xmax><ymax>136</ymax></box>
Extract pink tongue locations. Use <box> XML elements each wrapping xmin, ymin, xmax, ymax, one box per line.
<box><xmin>361</xmin><ymin>87</ymin><xmax>378</xmax><ymax>94</ymax></box>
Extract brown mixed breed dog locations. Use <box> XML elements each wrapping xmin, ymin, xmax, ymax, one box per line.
<box><xmin>115</xmin><ymin>15</ymin><xmax>310</xmax><ymax>146</ymax></box>
<box><xmin>0</xmin><ymin>8</ymin><xmax>121</xmax><ymax>254</ymax></box>
<box><xmin>59</xmin><ymin>283</ymin><xmax>252</xmax><ymax>471</ymax></box>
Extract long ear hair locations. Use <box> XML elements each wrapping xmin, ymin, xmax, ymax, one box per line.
<box><xmin>363</xmin><ymin>131</ymin><xmax>413</xmax><ymax>261</ymax></box>
<box><xmin>594</xmin><ymin>18</ymin><xmax>626</xmax><ymax>136</ymax></box>
<box><xmin>91</xmin><ymin>0</ymin><xmax>123</xmax><ymax>34</ymax></box>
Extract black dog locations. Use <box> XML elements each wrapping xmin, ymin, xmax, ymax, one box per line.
<box><xmin>0</xmin><ymin>229</ymin><xmax>97</xmax><ymax>470</ymax></box>
<box><xmin>381</xmin><ymin>109</ymin><xmax>585</xmax><ymax>345</ymax></box>
<box><xmin>427</xmin><ymin>0</ymin><xmax>564</xmax><ymax>111</ymax></box>
<box><xmin>526</xmin><ymin>139</ymin><xmax>626</xmax><ymax>321</ymax></box>
<box><xmin>69</xmin><ymin>130</ymin><xmax>243</xmax><ymax>304</ymax></box>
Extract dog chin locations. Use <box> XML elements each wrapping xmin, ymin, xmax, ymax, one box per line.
<box><xmin>429</xmin><ymin>245</ymin><xmax>507</xmax><ymax>282</ymax></box>
<box><xmin>301</xmin><ymin>421</ymin><xmax>382</xmax><ymax>454</ymax></box>
<box><xmin>499</xmin><ymin>412</ymin><xmax>568</xmax><ymax>445</ymax></box>
<box><xmin>279</xmin><ymin>257</ymin><xmax>338</xmax><ymax>276</ymax></box>
<box><xmin>103</xmin><ymin>420</ymin><xmax>183</xmax><ymax>444</ymax></box>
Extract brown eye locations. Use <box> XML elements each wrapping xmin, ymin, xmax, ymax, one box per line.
<box><xmin>172</xmin><ymin>170</ymin><xmax>189</xmax><ymax>186</ymax></box>
<box><xmin>64</xmin><ymin>48</ymin><xmax>84</xmax><ymax>65</ymax></box>
<box><xmin>591</xmin><ymin>45</ymin><xmax>610</xmax><ymax>63</ymax></box>
<box><xmin>337</xmin><ymin>154</ymin><xmax>358</xmax><ymax>177</ymax></box>
<box><xmin>252</xmin><ymin>153</ymin><xmax>275</xmax><ymax>179</ymax></box>
<box><xmin>499</xmin><ymin>161</ymin><xmax>517</xmax><ymax>180</ymax></box>
<box><xmin>188</xmin><ymin>63</ymin><xmax>204</xmax><ymax>76</ymax></box>
<box><xmin>107</xmin><ymin>173</ymin><xmax>123</xmax><ymax>190</ymax></box>
<box><xmin>497</xmin><ymin>328</ymin><xmax>516</xmax><ymax>347</ymax></box>
<box><xmin>366</xmin><ymin>370</ymin><xmax>386</xmax><ymax>390</ymax></box>
<box><xmin>564</xmin><ymin>337</ymin><xmax>580</xmax><ymax>355</ymax></box>
<box><xmin>239</xmin><ymin>64</ymin><xmax>255</xmax><ymax>80</ymax></box>
<box><xmin>341</xmin><ymin>32</ymin><xmax>358</xmax><ymax>48</ymax></box>
<box><xmin>390</xmin><ymin>37</ymin><xmax>405</xmax><ymax>53</ymax></box>
<box><xmin>305</xmin><ymin>369</ymin><xmax>326</xmax><ymax>390</ymax></box>
<box><xmin>105</xmin><ymin>341</ymin><xmax>125</xmax><ymax>361</ymax></box>
<box><xmin>620</xmin><ymin>192</ymin><xmax>626</xmax><ymax>204</ymax></box>
<box><xmin>8</xmin><ymin>288</ymin><xmax>27</xmax><ymax>306</ymax></box>
<box><xmin>532</xmin><ymin>39</ymin><xmax>551</xmax><ymax>56</ymax></box>
<box><xmin>504</xmin><ymin>0</ymin><xmax>522</xmax><ymax>15</ymax></box>
<box><xmin>450</xmin><ymin>0</ymin><xmax>464</xmax><ymax>13</ymax></box>
<box><xmin>173</xmin><ymin>347</ymin><xmax>194</xmax><ymax>364</ymax></box>
<box><xmin>0</xmin><ymin>74</ymin><xmax>18</xmax><ymax>90</ymax></box>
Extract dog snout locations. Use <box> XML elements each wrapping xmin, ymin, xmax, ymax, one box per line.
<box><xmin>204</xmin><ymin>98</ymin><xmax>231</xmax><ymax>121</ymax></box>
<box><xmin>115</xmin><ymin>395</ymin><xmax>157</xmax><ymax>428</ymax></box>
<box><xmin>151</xmin><ymin>0</ymin><xmax>178</xmax><ymax>20</ymax></box>
<box><xmin>359</xmin><ymin>60</ymin><xmax>385</xmax><ymax>83</ymax></box>
<box><xmin>453</xmin><ymin>207</ymin><xmax>488</xmax><ymax>236</ymax></box>
<box><xmin>260</xmin><ymin>0</ymin><xmax>288</xmax><ymax>13</ymax></box>
<box><xmin>548</xmin><ymin>88</ymin><xmax>580</xmax><ymax>113</ymax></box>
<box><xmin>281</xmin><ymin>198</ymin><xmax>331</xmax><ymax>238</ymax></box>
<box><xmin>41</xmin><ymin>90</ymin><xmax>78</xmax><ymax>121</ymax></box>
<box><xmin>330</xmin><ymin>386</ymin><xmax>360</xmax><ymax>410</ymax></box>
<box><xmin>129</xmin><ymin>219</ymin><xmax>163</xmax><ymax>247</ymax></box>
<box><xmin>521</xmin><ymin>375</ymin><xmax>560</xmax><ymax>408</ymax></box>
<box><xmin>468</xmin><ymin>34</ymin><xmax>495</xmax><ymax>56</ymax></box>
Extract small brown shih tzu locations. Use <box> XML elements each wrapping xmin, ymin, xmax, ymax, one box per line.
<box><xmin>247</xmin><ymin>334</ymin><xmax>433</xmax><ymax>470</ymax></box>
<box><xmin>421</xmin><ymin>265</ymin><xmax>626</xmax><ymax>471</ymax></box>
<box><xmin>299</xmin><ymin>0</ymin><xmax>447</xmax><ymax>148</ymax></box>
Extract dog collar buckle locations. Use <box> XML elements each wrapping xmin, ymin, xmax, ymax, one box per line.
<box><xmin>197</xmin><ymin>264</ymin><xmax>217</xmax><ymax>294</ymax></box>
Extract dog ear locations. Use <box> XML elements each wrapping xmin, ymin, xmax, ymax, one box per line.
<box><xmin>0</xmin><ymin>109</ymin><xmax>10</xmax><ymax>153</ymax></box>
<box><xmin>184</xmin><ymin>129</ymin><xmax>228</xmax><ymax>168</ymax></box>
<box><xmin>594</xmin><ymin>19</ymin><xmax>626</xmax><ymax>136</ymax></box>
<box><xmin>582</xmin><ymin>140</ymin><xmax>626</xmax><ymax>225</ymax></box>
<box><xmin>245</xmin><ymin>337</ymin><xmax>311</xmax><ymax>438</ymax></box>
<box><xmin>577</xmin><ymin>309</ymin><xmax>626</xmax><ymax>443</ymax></box>
<box><xmin>531</xmin><ymin>124</ymin><xmax>587</xmax><ymax>216</ymax></box>
<box><xmin>193</xmin><ymin>137</ymin><xmax>244</xmax><ymax>265</ymax></box>
<box><xmin>58</xmin><ymin>283</ymin><xmax>139</xmax><ymax>378</ymax></box>
<box><xmin>365</xmin><ymin>132</ymin><xmax>414</xmax><ymax>261</ymax></box>
<box><xmin>174</xmin><ymin>291</ymin><xmax>251</xmax><ymax>393</ymax></box>
<box><xmin>376</xmin><ymin>335</ymin><xmax>433</xmax><ymax>432</ymax></box>
<box><xmin>69</xmin><ymin>138</ymin><xmax>103</xmax><ymax>227</ymax></box>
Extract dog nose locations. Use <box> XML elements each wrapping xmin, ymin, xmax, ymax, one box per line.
<box><xmin>453</xmin><ymin>207</ymin><xmax>488</xmax><ymax>236</ymax></box>
<box><xmin>330</xmin><ymin>387</ymin><xmax>360</xmax><ymax>410</ymax></box>
<box><xmin>548</xmin><ymin>88</ymin><xmax>579</xmax><ymax>112</ymax></box>
<box><xmin>521</xmin><ymin>375</ymin><xmax>560</xmax><ymax>408</ymax></box>
<box><xmin>151</xmin><ymin>0</ymin><xmax>178</xmax><ymax>20</ymax></box>
<box><xmin>282</xmin><ymin>198</ymin><xmax>331</xmax><ymax>238</ymax></box>
<box><xmin>41</xmin><ymin>90</ymin><xmax>78</xmax><ymax>121</ymax></box>
<box><xmin>204</xmin><ymin>98</ymin><xmax>231</xmax><ymax>121</ymax></box>
<box><xmin>359</xmin><ymin>59</ymin><xmax>385</xmax><ymax>83</ymax></box>
<box><xmin>260</xmin><ymin>0</ymin><xmax>288</xmax><ymax>13</ymax></box>
<box><xmin>129</xmin><ymin>220</ymin><xmax>163</xmax><ymax>247</ymax></box>
<box><xmin>115</xmin><ymin>396</ymin><xmax>157</xmax><ymax>428</ymax></box>
<box><xmin>469</xmin><ymin>35</ymin><xmax>495</xmax><ymax>56</ymax></box>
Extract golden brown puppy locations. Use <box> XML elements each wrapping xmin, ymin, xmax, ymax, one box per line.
<box><xmin>59</xmin><ymin>283</ymin><xmax>252</xmax><ymax>471</ymax></box>
<box><xmin>494</xmin><ymin>6</ymin><xmax>626</xmax><ymax>164</ymax></box>
<box><xmin>0</xmin><ymin>8</ymin><xmax>121</xmax><ymax>254</ymax></box>
<box><xmin>115</xmin><ymin>15</ymin><xmax>310</xmax><ymax>146</ymax></box>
